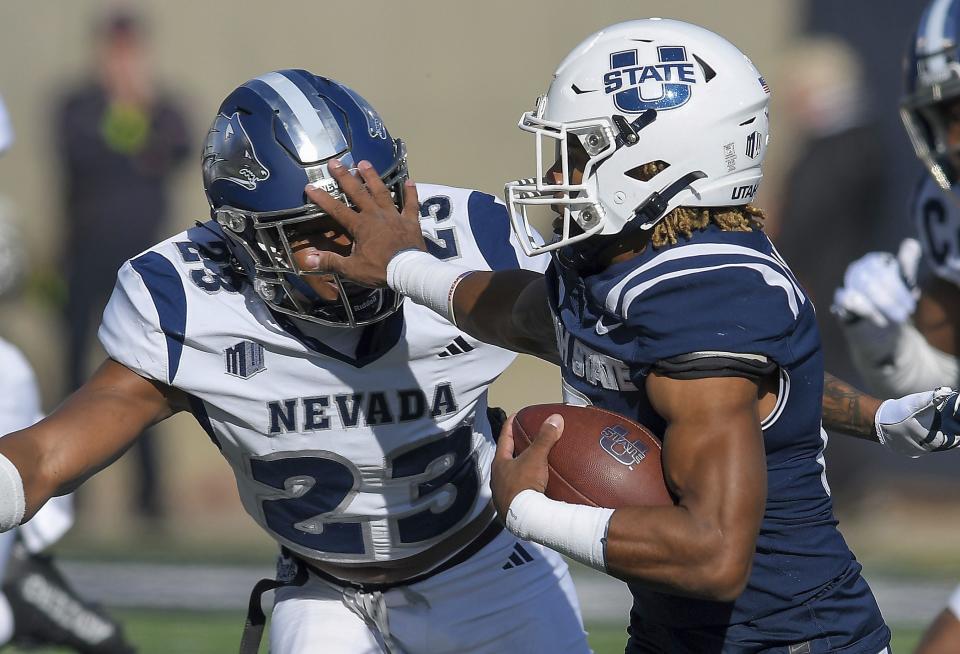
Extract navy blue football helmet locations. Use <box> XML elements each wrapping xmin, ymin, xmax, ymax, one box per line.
<box><xmin>202</xmin><ymin>69</ymin><xmax>407</xmax><ymax>327</ymax></box>
<box><xmin>902</xmin><ymin>0</ymin><xmax>960</xmax><ymax>189</ymax></box>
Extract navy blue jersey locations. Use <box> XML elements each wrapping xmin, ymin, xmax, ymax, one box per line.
<box><xmin>548</xmin><ymin>224</ymin><xmax>889</xmax><ymax>652</ymax></box>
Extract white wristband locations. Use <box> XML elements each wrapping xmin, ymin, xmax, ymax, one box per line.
<box><xmin>505</xmin><ymin>489</ymin><xmax>614</xmax><ymax>573</ymax></box>
<box><xmin>0</xmin><ymin>454</ymin><xmax>25</xmax><ymax>532</ymax></box>
<box><xmin>386</xmin><ymin>250</ymin><xmax>474</xmax><ymax>326</ymax></box>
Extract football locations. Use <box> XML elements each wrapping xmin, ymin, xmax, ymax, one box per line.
<box><xmin>512</xmin><ymin>403</ymin><xmax>673</xmax><ymax>509</ymax></box>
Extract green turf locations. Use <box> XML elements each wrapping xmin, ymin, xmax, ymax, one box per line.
<box><xmin>1</xmin><ymin>611</ymin><xmax>928</xmax><ymax>653</ymax></box>
<box><xmin>5</xmin><ymin>610</ymin><xmax>242</xmax><ymax>654</ymax></box>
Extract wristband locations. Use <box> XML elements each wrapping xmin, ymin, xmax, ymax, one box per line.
<box><xmin>505</xmin><ymin>489</ymin><xmax>614</xmax><ymax>573</ymax></box>
<box><xmin>0</xmin><ymin>454</ymin><xmax>24</xmax><ymax>532</ymax></box>
<box><xmin>385</xmin><ymin>250</ymin><xmax>474</xmax><ymax>326</ymax></box>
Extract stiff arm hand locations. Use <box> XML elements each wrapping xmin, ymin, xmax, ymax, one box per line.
<box><xmin>303</xmin><ymin>160</ymin><xmax>559</xmax><ymax>361</ymax></box>
<box><xmin>303</xmin><ymin>158</ymin><xmax>426</xmax><ymax>287</ymax></box>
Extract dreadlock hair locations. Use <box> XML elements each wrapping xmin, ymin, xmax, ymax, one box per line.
<box><xmin>628</xmin><ymin>160</ymin><xmax>766</xmax><ymax>250</ymax></box>
<box><xmin>650</xmin><ymin>204</ymin><xmax>766</xmax><ymax>249</ymax></box>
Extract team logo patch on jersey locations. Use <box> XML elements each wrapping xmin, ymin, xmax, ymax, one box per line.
<box><xmin>225</xmin><ymin>340</ymin><xmax>266</xmax><ymax>379</ymax></box>
<box><xmin>602</xmin><ymin>46</ymin><xmax>696</xmax><ymax>113</ymax></box>
<box><xmin>599</xmin><ymin>424</ymin><xmax>648</xmax><ymax>466</ymax></box>
<box><xmin>202</xmin><ymin>113</ymin><xmax>271</xmax><ymax>190</ymax></box>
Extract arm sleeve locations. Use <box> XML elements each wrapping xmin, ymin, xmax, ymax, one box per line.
<box><xmin>652</xmin><ymin>351</ymin><xmax>778</xmax><ymax>381</ymax></box>
<box><xmin>97</xmin><ymin>259</ymin><xmax>173</xmax><ymax>384</ymax></box>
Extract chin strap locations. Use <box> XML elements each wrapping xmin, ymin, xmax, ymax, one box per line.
<box><xmin>612</xmin><ymin>109</ymin><xmax>657</xmax><ymax>148</ymax></box>
<box><xmin>635</xmin><ymin>170</ymin><xmax>708</xmax><ymax>229</ymax></box>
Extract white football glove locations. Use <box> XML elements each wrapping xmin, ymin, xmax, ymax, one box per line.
<box><xmin>875</xmin><ymin>387</ymin><xmax>960</xmax><ymax>457</ymax></box>
<box><xmin>832</xmin><ymin>238</ymin><xmax>922</xmax><ymax>328</ymax></box>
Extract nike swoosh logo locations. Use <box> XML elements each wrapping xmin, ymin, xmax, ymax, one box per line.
<box><xmin>595</xmin><ymin>317</ymin><xmax>622</xmax><ymax>335</ymax></box>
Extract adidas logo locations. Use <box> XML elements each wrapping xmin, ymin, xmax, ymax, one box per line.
<box><xmin>439</xmin><ymin>336</ymin><xmax>475</xmax><ymax>358</ymax></box>
<box><xmin>501</xmin><ymin>543</ymin><xmax>534</xmax><ymax>570</ymax></box>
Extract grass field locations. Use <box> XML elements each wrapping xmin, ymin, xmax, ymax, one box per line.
<box><xmin>3</xmin><ymin>610</ymin><xmax>926</xmax><ymax>653</ymax></box>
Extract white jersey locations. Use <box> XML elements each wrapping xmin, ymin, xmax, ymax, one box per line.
<box><xmin>99</xmin><ymin>183</ymin><xmax>548</xmax><ymax>565</ymax></box>
<box><xmin>912</xmin><ymin>174</ymin><xmax>960</xmax><ymax>286</ymax></box>
<box><xmin>0</xmin><ymin>338</ymin><xmax>41</xmax><ymax>436</ymax></box>
<box><xmin>0</xmin><ymin>338</ymin><xmax>73</xmax><ymax>552</ymax></box>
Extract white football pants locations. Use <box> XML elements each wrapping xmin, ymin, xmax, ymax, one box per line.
<box><xmin>270</xmin><ymin>530</ymin><xmax>591</xmax><ymax>654</ymax></box>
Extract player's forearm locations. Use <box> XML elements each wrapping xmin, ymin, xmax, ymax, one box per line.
<box><xmin>1</xmin><ymin>361</ymin><xmax>177</xmax><ymax>521</ymax></box>
<box><xmin>386</xmin><ymin>250</ymin><xmax>559</xmax><ymax>362</ymax></box>
<box><xmin>453</xmin><ymin>270</ymin><xmax>559</xmax><ymax>363</ymax></box>
<box><xmin>2</xmin><ymin>405</ymin><xmax>144</xmax><ymax>518</ymax></box>
<box><xmin>604</xmin><ymin>503</ymin><xmax>755</xmax><ymax>602</ymax></box>
<box><xmin>0</xmin><ymin>427</ymin><xmax>71</xmax><ymax>519</ymax></box>
<box><xmin>821</xmin><ymin>372</ymin><xmax>882</xmax><ymax>442</ymax></box>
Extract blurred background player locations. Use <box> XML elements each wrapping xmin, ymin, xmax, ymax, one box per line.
<box><xmin>772</xmin><ymin>36</ymin><xmax>896</xmax><ymax>500</ymax></box>
<box><xmin>53</xmin><ymin>7</ymin><xmax>192</xmax><ymax>523</ymax></box>
<box><xmin>834</xmin><ymin>0</ymin><xmax>960</xmax><ymax>649</ymax></box>
<box><xmin>0</xmin><ymin>71</ymin><xmax>590</xmax><ymax>654</ymax></box>
<box><xmin>774</xmin><ymin>36</ymin><xmax>888</xmax><ymax>380</ymax></box>
<box><xmin>0</xmin><ymin>93</ymin><xmax>134</xmax><ymax>654</ymax></box>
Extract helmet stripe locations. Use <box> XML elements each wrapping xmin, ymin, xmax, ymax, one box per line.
<box><xmin>252</xmin><ymin>72</ymin><xmax>348</xmax><ymax>163</ymax></box>
<box><xmin>917</xmin><ymin>2</ymin><xmax>936</xmax><ymax>44</ymax></box>
<box><xmin>924</xmin><ymin>0</ymin><xmax>955</xmax><ymax>52</ymax></box>
<box><xmin>947</xmin><ymin>0</ymin><xmax>960</xmax><ymax>47</ymax></box>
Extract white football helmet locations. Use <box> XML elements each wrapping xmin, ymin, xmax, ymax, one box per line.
<box><xmin>505</xmin><ymin>19</ymin><xmax>771</xmax><ymax>256</ymax></box>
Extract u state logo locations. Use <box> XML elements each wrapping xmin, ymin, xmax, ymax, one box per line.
<box><xmin>602</xmin><ymin>46</ymin><xmax>697</xmax><ymax>113</ymax></box>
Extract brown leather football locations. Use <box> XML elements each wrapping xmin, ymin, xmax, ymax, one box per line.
<box><xmin>512</xmin><ymin>403</ymin><xmax>673</xmax><ymax>509</ymax></box>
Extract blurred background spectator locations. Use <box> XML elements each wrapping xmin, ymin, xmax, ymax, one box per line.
<box><xmin>806</xmin><ymin>0</ymin><xmax>930</xmax><ymax>244</ymax></box>
<box><xmin>773</xmin><ymin>36</ymin><xmax>888</xmax><ymax>384</ymax></box>
<box><xmin>771</xmin><ymin>37</ymin><xmax>891</xmax><ymax>499</ymax></box>
<box><xmin>54</xmin><ymin>7</ymin><xmax>191</xmax><ymax>522</ymax></box>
